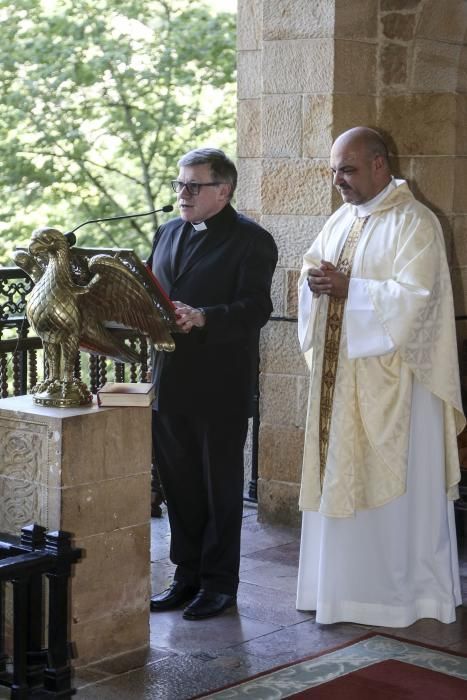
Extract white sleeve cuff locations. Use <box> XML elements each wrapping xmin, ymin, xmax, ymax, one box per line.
<box><xmin>346</xmin><ymin>278</ymin><xmax>395</xmax><ymax>358</ymax></box>
<box><xmin>298</xmin><ymin>280</ymin><xmax>315</xmax><ymax>352</ymax></box>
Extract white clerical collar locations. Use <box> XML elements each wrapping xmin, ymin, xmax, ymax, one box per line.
<box><xmin>353</xmin><ymin>177</ymin><xmax>398</xmax><ymax>218</ymax></box>
<box><xmin>192</xmin><ymin>221</ymin><xmax>207</xmax><ymax>231</ymax></box>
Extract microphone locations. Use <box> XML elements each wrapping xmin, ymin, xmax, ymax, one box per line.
<box><xmin>65</xmin><ymin>204</ymin><xmax>174</xmax><ymax>242</ymax></box>
<box><xmin>65</xmin><ymin>231</ymin><xmax>77</xmax><ymax>247</ymax></box>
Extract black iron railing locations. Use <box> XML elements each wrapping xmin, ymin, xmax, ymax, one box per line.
<box><xmin>0</xmin><ymin>524</ymin><xmax>81</xmax><ymax>699</ymax></box>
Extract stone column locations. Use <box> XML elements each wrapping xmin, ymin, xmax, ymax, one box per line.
<box><xmin>0</xmin><ymin>395</ymin><xmax>151</xmax><ymax>669</ymax></box>
<box><xmin>237</xmin><ymin>0</ymin><xmax>467</xmax><ymax>526</ymax></box>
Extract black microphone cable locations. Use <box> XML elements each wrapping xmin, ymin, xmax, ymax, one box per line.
<box><xmin>65</xmin><ymin>204</ymin><xmax>174</xmax><ymax>245</ymax></box>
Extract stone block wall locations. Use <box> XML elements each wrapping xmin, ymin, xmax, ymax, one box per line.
<box><xmin>237</xmin><ymin>0</ymin><xmax>467</xmax><ymax>526</ymax></box>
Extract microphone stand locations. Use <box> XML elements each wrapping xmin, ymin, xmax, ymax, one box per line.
<box><xmin>65</xmin><ymin>204</ymin><xmax>174</xmax><ymax>245</ymax></box>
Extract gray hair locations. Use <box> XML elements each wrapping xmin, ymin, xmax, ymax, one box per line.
<box><xmin>178</xmin><ymin>148</ymin><xmax>237</xmax><ymax>199</ymax></box>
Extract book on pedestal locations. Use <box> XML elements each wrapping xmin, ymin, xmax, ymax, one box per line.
<box><xmin>97</xmin><ymin>382</ymin><xmax>155</xmax><ymax>407</ymax></box>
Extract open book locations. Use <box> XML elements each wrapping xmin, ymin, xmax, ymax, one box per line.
<box><xmin>97</xmin><ymin>382</ymin><xmax>155</xmax><ymax>407</ymax></box>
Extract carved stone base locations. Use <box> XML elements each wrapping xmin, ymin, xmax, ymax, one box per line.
<box><xmin>0</xmin><ymin>395</ymin><xmax>152</xmax><ymax>670</ymax></box>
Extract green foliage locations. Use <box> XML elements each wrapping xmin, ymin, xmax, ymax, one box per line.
<box><xmin>0</xmin><ymin>0</ymin><xmax>236</xmax><ymax>264</ymax></box>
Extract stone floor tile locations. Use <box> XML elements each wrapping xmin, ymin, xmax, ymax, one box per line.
<box><xmin>242</xmin><ymin>539</ymin><xmax>300</xmax><ymax>566</ymax></box>
<box><xmin>75</xmin><ymin>648</ymin><xmax>282</xmax><ymax>700</ymax></box>
<box><xmin>445</xmin><ymin>637</ymin><xmax>467</xmax><ymax>653</ymax></box>
<box><xmin>149</xmin><ymin>607</ymin><xmax>282</xmax><ymax>655</ymax></box>
<box><xmin>242</xmin><ymin>522</ymin><xmax>298</xmax><ymax>540</ymax></box>
<box><xmin>75</xmin><ymin>653</ymin><xmax>204</xmax><ymax>700</ymax></box>
<box><xmin>237</xmin><ymin>580</ymin><xmax>313</xmax><ymax>626</ymax></box>
<box><xmin>73</xmin><ymin>666</ymin><xmax>111</xmax><ymax>687</ymax></box>
<box><xmin>229</xmin><ymin>619</ymin><xmax>365</xmax><ymax>666</ymax></box>
<box><xmin>240</xmin><ymin>536</ymin><xmax>301</xmax><ymax>558</ymax></box>
<box><xmin>239</xmin><ymin>554</ymin><xmax>266</xmax><ymax>573</ymax></box>
<box><xmin>150</xmin><ymin>522</ymin><xmax>171</xmax><ymax>561</ymax></box>
<box><xmin>78</xmin><ymin>646</ymin><xmax>174</xmax><ymax>680</ymax></box>
<box><xmin>150</xmin><ymin>557</ymin><xmax>176</xmax><ymax>592</ymax></box>
<box><xmin>239</xmin><ymin>560</ymin><xmax>299</xmax><ymax>595</ymax></box>
<box><xmin>375</xmin><ymin>606</ymin><xmax>467</xmax><ymax>647</ymax></box>
<box><xmin>190</xmin><ymin>649</ymin><xmax>293</xmax><ymax>695</ymax></box>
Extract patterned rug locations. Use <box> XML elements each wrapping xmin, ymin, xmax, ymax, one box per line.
<box><xmin>197</xmin><ymin>633</ymin><xmax>467</xmax><ymax>699</ymax></box>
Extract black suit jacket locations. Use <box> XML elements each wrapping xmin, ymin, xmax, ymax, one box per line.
<box><xmin>147</xmin><ymin>204</ymin><xmax>278</xmax><ymax>417</ymax></box>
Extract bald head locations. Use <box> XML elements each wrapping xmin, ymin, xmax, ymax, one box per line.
<box><xmin>330</xmin><ymin>127</ymin><xmax>392</xmax><ymax>205</ymax></box>
<box><xmin>333</xmin><ymin>127</ymin><xmax>389</xmax><ymax>162</ymax></box>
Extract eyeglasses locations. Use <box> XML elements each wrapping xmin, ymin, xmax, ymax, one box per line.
<box><xmin>171</xmin><ymin>180</ymin><xmax>223</xmax><ymax>196</ymax></box>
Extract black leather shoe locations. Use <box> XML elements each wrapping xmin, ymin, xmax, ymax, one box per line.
<box><xmin>150</xmin><ymin>582</ymin><xmax>198</xmax><ymax>612</ymax></box>
<box><xmin>182</xmin><ymin>590</ymin><xmax>237</xmax><ymax>620</ymax></box>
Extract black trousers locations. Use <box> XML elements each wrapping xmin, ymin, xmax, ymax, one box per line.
<box><xmin>152</xmin><ymin>410</ymin><xmax>248</xmax><ymax>596</ymax></box>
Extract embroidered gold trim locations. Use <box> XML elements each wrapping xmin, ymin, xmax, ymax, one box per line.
<box><xmin>319</xmin><ymin>216</ymin><xmax>370</xmax><ymax>487</ymax></box>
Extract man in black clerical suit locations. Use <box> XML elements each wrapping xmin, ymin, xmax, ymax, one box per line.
<box><xmin>147</xmin><ymin>148</ymin><xmax>277</xmax><ymax>619</ymax></box>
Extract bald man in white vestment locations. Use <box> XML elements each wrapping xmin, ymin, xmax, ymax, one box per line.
<box><xmin>296</xmin><ymin>127</ymin><xmax>465</xmax><ymax>627</ymax></box>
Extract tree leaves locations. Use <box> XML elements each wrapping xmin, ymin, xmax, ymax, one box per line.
<box><xmin>0</xmin><ymin>0</ymin><xmax>236</xmax><ymax>263</ymax></box>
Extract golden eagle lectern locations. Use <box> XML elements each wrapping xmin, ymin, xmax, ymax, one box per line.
<box><xmin>13</xmin><ymin>227</ymin><xmax>176</xmax><ymax>407</ymax></box>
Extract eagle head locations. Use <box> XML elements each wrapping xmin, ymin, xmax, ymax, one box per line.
<box><xmin>29</xmin><ymin>227</ymin><xmax>68</xmax><ymax>257</ymax></box>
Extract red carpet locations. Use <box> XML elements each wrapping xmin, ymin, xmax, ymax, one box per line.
<box><xmin>197</xmin><ymin>633</ymin><xmax>467</xmax><ymax>699</ymax></box>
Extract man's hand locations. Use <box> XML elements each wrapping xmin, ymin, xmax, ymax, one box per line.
<box><xmin>173</xmin><ymin>301</ymin><xmax>206</xmax><ymax>333</ymax></box>
<box><xmin>306</xmin><ymin>260</ymin><xmax>349</xmax><ymax>299</ymax></box>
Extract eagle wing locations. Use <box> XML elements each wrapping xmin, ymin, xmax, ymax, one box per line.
<box><xmin>79</xmin><ymin>320</ymin><xmax>142</xmax><ymax>365</ymax></box>
<box><xmin>12</xmin><ymin>249</ymin><xmax>45</xmax><ymax>283</ymax></box>
<box><xmin>79</xmin><ymin>254</ymin><xmax>176</xmax><ymax>353</ymax></box>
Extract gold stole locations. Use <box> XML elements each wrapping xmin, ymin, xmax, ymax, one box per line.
<box><xmin>319</xmin><ymin>216</ymin><xmax>370</xmax><ymax>486</ymax></box>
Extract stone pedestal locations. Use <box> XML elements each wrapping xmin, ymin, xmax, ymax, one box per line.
<box><xmin>0</xmin><ymin>395</ymin><xmax>152</xmax><ymax>669</ymax></box>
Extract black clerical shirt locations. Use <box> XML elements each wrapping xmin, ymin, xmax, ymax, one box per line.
<box><xmin>173</xmin><ymin>223</ymin><xmax>209</xmax><ymax>278</ymax></box>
